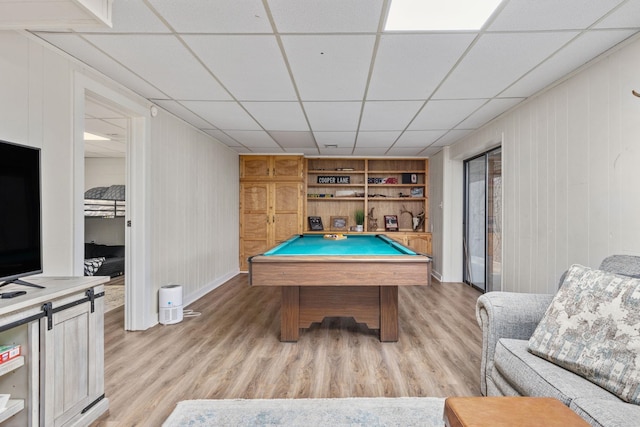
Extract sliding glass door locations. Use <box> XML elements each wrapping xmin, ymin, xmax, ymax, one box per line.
<box><xmin>464</xmin><ymin>148</ymin><xmax>502</xmax><ymax>292</ymax></box>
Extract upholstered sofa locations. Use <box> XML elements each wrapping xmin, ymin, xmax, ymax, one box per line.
<box><xmin>476</xmin><ymin>255</ymin><xmax>640</xmax><ymax>427</ymax></box>
<box><xmin>84</xmin><ymin>243</ymin><xmax>125</xmax><ymax>277</ymax></box>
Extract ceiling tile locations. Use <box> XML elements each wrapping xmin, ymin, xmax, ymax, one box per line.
<box><xmin>242</xmin><ymin>102</ymin><xmax>309</xmax><ymax>131</ymax></box>
<box><xmin>595</xmin><ymin>1</ymin><xmax>640</xmax><ymax>28</ymax></box>
<box><xmin>147</xmin><ymin>0</ymin><xmax>272</xmax><ymax>33</ymax></box>
<box><xmin>352</xmin><ymin>147</ymin><xmax>389</xmax><ymax>156</ymax></box>
<box><xmin>303</xmin><ymin>102</ymin><xmax>362</xmax><ymax>131</ymax></box>
<box><xmin>434</xmin><ymin>32</ymin><xmax>579</xmax><ymax>99</ymax></box>
<box><xmin>84</xmin><ymin>34</ymin><xmax>232</xmax><ymax>100</ymax></box>
<box><xmin>367</xmin><ymin>33</ymin><xmax>474</xmax><ymax>100</ymax></box>
<box><xmin>360</xmin><ymin>101</ymin><xmax>424</xmax><ymax>131</ymax></box>
<box><xmin>268</xmin><ymin>131</ymin><xmax>317</xmax><ymax>148</ymax></box>
<box><xmin>501</xmin><ymin>29</ymin><xmax>637</xmax><ymax>97</ymax></box>
<box><xmin>224</xmin><ymin>130</ymin><xmax>280</xmax><ymax>149</ymax></box>
<box><xmin>313</xmin><ymin>132</ymin><xmax>356</xmax><ymax>148</ymax></box>
<box><xmin>355</xmin><ymin>131</ymin><xmax>402</xmax><ymax>147</ymax></box>
<box><xmin>433</xmin><ymin>130</ymin><xmax>474</xmax><ymax>146</ymax></box>
<box><xmin>457</xmin><ymin>98</ymin><xmax>524</xmax><ymax>129</ymax></box>
<box><xmin>409</xmin><ymin>99</ymin><xmax>486</xmax><ymax>130</ymax></box>
<box><xmin>386</xmin><ymin>147</ymin><xmax>426</xmax><ymax>156</ymax></box>
<box><xmin>267</xmin><ymin>0</ymin><xmax>384</xmax><ymax>33</ymax></box>
<box><xmin>183</xmin><ymin>35</ymin><xmax>297</xmax><ymax>101</ymax></box>
<box><xmin>488</xmin><ymin>0</ymin><xmax>624</xmax><ymax>31</ymax></box>
<box><xmin>318</xmin><ymin>147</ymin><xmax>355</xmax><ymax>155</ymax></box>
<box><xmin>35</xmin><ymin>33</ymin><xmax>167</xmax><ymax>99</ymax></box>
<box><xmin>153</xmin><ymin>100</ymin><xmax>218</xmax><ymax>129</ymax></box>
<box><xmin>180</xmin><ymin>101</ymin><xmax>261</xmax><ymax>130</ymax></box>
<box><xmin>281</xmin><ymin>35</ymin><xmax>376</xmax><ymax>100</ymax></box>
<box><xmin>80</xmin><ymin>0</ymin><xmax>170</xmax><ymax>33</ymax></box>
<box><xmin>203</xmin><ymin>130</ymin><xmax>242</xmax><ymax>147</ymax></box>
<box><xmin>420</xmin><ymin>146</ymin><xmax>443</xmax><ymax>157</ymax></box>
<box><xmin>394</xmin><ymin>130</ymin><xmax>447</xmax><ymax>147</ymax></box>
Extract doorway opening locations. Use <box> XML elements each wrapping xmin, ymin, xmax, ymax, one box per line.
<box><xmin>463</xmin><ymin>147</ymin><xmax>502</xmax><ymax>292</ymax></box>
<box><xmin>83</xmin><ymin>95</ymin><xmax>128</xmax><ymax>315</ymax></box>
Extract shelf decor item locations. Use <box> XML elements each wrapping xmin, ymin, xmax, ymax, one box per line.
<box><xmin>354</xmin><ymin>209</ymin><xmax>365</xmax><ymax>232</ymax></box>
<box><xmin>317</xmin><ymin>176</ymin><xmax>350</xmax><ymax>184</ymax></box>
<box><xmin>323</xmin><ymin>233</ymin><xmax>347</xmax><ymax>240</ymax></box>
<box><xmin>367</xmin><ymin>207</ymin><xmax>378</xmax><ymax>231</ymax></box>
<box><xmin>0</xmin><ymin>344</ymin><xmax>20</xmax><ymax>364</ymax></box>
<box><xmin>308</xmin><ymin>216</ymin><xmax>324</xmax><ymax>231</ymax></box>
<box><xmin>384</xmin><ymin>215</ymin><xmax>398</xmax><ymax>231</ymax></box>
<box><xmin>400</xmin><ymin>205</ymin><xmax>426</xmax><ymax>232</ymax></box>
<box><xmin>330</xmin><ymin>216</ymin><xmax>348</xmax><ymax>231</ymax></box>
<box><xmin>402</xmin><ymin>173</ymin><xmax>418</xmax><ymax>184</ymax></box>
<box><xmin>410</xmin><ymin>187</ymin><xmax>424</xmax><ymax>197</ymax></box>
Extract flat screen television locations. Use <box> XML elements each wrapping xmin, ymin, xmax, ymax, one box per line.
<box><xmin>0</xmin><ymin>139</ymin><xmax>44</xmax><ymax>289</ymax></box>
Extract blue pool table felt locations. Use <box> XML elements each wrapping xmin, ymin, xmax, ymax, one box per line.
<box><xmin>263</xmin><ymin>234</ymin><xmax>416</xmax><ymax>256</ymax></box>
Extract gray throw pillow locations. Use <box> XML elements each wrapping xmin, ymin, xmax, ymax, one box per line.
<box><xmin>528</xmin><ymin>264</ymin><xmax>640</xmax><ymax>404</ymax></box>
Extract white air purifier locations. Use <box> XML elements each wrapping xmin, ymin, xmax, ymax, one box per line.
<box><xmin>159</xmin><ymin>284</ymin><xmax>183</xmax><ymax>325</ymax></box>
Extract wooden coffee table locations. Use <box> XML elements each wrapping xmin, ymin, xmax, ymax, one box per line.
<box><xmin>443</xmin><ymin>397</ymin><xmax>590</xmax><ymax>427</ymax></box>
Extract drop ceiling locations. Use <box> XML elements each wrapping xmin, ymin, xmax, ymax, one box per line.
<box><xmin>27</xmin><ymin>0</ymin><xmax>640</xmax><ymax>157</ymax></box>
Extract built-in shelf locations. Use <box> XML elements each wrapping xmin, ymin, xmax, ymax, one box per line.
<box><xmin>0</xmin><ymin>399</ymin><xmax>25</xmax><ymax>423</ymax></box>
<box><xmin>305</xmin><ymin>158</ymin><xmax>430</xmax><ymax>237</ymax></box>
<box><xmin>0</xmin><ymin>356</ymin><xmax>24</xmax><ymax>377</ymax></box>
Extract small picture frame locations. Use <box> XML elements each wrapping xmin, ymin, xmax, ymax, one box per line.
<box><xmin>384</xmin><ymin>215</ymin><xmax>399</xmax><ymax>231</ymax></box>
<box><xmin>330</xmin><ymin>216</ymin><xmax>348</xmax><ymax>231</ymax></box>
<box><xmin>308</xmin><ymin>216</ymin><xmax>324</xmax><ymax>231</ymax></box>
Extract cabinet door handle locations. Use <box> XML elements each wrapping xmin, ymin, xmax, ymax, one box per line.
<box><xmin>266</xmin><ymin>215</ymin><xmax>270</xmax><ymax>224</ymax></box>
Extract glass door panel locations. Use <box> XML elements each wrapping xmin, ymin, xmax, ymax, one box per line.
<box><xmin>464</xmin><ymin>157</ymin><xmax>486</xmax><ymax>291</ymax></box>
<box><xmin>464</xmin><ymin>147</ymin><xmax>501</xmax><ymax>292</ymax></box>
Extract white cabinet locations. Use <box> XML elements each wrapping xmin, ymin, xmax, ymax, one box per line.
<box><xmin>0</xmin><ymin>277</ymin><xmax>109</xmax><ymax>426</ymax></box>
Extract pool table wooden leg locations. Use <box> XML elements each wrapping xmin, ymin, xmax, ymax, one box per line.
<box><xmin>281</xmin><ymin>286</ymin><xmax>299</xmax><ymax>341</ymax></box>
<box><xmin>380</xmin><ymin>286</ymin><xmax>399</xmax><ymax>342</ymax></box>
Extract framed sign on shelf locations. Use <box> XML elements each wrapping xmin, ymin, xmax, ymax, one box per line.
<box><xmin>330</xmin><ymin>216</ymin><xmax>348</xmax><ymax>231</ymax></box>
<box><xmin>308</xmin><ymin>216</ymin><xmax>324</xmax><ymax>231</ymax></box>
<box><xmin>384</xmin><ymin>215</ymin><xmax>398</xmax><ymax>231</ymax></box>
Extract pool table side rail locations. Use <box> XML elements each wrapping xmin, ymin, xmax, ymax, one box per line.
<box><xmin>249</xmin><ymin>256</ymin><xmax>431</xmax><ymax>287</ymax></box>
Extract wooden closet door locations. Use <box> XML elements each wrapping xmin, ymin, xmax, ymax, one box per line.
<box><xmin>240</xmin><ymin>156</ymin><xmax>271</xmax><ymax>179</ymax></box>
<box><xmin>240</xmin><ymin>183</ymin><xmax>270</xmax><ymax>270</ymax></box>
<box><xmin>273</xmin><ymin>182</ymin><xmax>303</xmax><ymax>244</ymax></box>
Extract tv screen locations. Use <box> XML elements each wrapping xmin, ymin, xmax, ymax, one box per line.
<box><xmin>0</xmin><ymin>140</ymin><xmax>43</xmax><ymax>285</ymax></box>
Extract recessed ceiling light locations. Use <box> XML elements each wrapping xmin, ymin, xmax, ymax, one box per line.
<box><xmin>385</xmin><ymin>0</ymin><xmax>503</xmax><ymax>31</ymax></box>
<box><xmin>84</xmin><ymin>132</ymin><xmax>110</xmax><ymax>141</ymax></box>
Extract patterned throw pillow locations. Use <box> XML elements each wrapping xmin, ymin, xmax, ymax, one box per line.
<box><xmin>84</xmin><ymin>257</ymin><xmax>106</xmax><ymax>276</ymax></box>
<box><xmin>528</xmin><ymin>264</ymin><xmax>640</xmax><ymax>404</ymax></box>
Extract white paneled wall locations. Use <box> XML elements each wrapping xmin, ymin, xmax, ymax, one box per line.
<box><xmin>150</xmin><ymin>108</ymin><xmax>239</xmax><ymax>311</ymax></box>
<box><xmin>1</xmin><ymin>31</ymin><xmax>239</xmax><ymax>326</ymax></box>
<box><xmin>447</xmin><ymin>35</ymin><xmax>640</xmax><ymax>294</ymax></box>
<box><xmin>1</xmin><ymin>31</ymin><xmax>76</xmax><ymax>275</ymax></box>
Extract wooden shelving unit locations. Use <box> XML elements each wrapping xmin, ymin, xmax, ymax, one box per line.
<box><xmin>305</xmin><ymin>158</ymin><xmax>431</xmax><ymax>254</ymax></box>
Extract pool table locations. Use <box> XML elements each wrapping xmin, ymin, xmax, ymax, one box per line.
<box><xmin>249</xmin><ymin>234</ymin><xmax>431</xmax><ymax>342</ymax></box>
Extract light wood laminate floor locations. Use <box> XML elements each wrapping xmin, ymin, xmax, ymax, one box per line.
<box><xmin>92</xmin><ymin>274</ymin><xmax>482</xmax><ymax>426</ymax></box>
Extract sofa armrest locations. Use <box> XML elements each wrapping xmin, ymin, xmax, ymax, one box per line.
<box><xmin>475</xmin><ymin>292</ymin><xmax>554</xmax><ymax>395</ymax></box>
